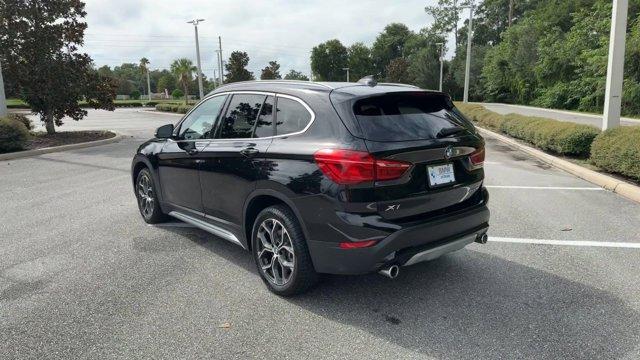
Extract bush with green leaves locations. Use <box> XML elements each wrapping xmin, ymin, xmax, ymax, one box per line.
<box><xmin>130</xmin><ymin>90</ymin><xmax>141</xmax><ymax>100</ymax></box>
<box><xmin>590</xmin><ymin>127</ymin><xmax>640</xmax><ymax>182</ymax></box>
<box><xmin>455</xmin><ymin>103</ymin><xmax>599</xmax><ymax>157</ymax></box>
<box><xmin>155</xmin><ymin>103</ymin><xmax>192</xmax><ymax>113</ymax></box>
<box><xmin>0</xmin><ymin>117</ymin><xmax>30</xmax><ymax>153</ymax></box>
<box><xmin>7</xmin><ymin>113</ymin><xmax>34</xmax><ymax>130</ymax></box>
<box><xmin>172</xmin><ymin>89</ymin><xmax>184</xmax><ymax>100</ymax></box>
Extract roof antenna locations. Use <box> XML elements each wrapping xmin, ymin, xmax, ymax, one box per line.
<box><xmin>357</xmin><ymin>75</ymin><xmax>377</xmax><ymax>87</ymax></box>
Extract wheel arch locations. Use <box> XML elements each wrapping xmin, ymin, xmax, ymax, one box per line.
<box><xmin>243</xmin><ymin>189</ymin><xmax>309</xmax><ymax>251</ymax></box>
<box><xmin>131</xmin><ymin>155</ymin><xmax>164</xmax><ymax>204</ymax></box>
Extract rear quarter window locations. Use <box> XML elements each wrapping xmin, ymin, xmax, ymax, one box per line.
<box><xmin>353</xmin><ymin>93</ymin><xmax>474</xmax><ymax>141</ymax></box>
<box><xmin>275</xmin><ymin>96</ymin><xmax>313</xmax><ymax>135</ymax></box>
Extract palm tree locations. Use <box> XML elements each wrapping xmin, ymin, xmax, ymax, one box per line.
<box><xmin>139</xmin><ymin>57</ymin><xmax>151</xmax><ymax>102</ymax></box>
<box><xmin>171</xmin><ymin>58</ymin><xmax>196</xmax><ymax>105</ymax></box>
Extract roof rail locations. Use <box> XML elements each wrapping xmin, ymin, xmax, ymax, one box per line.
<box><xmin>213</xmin><ymin>79</ymin><xmax>333</xmax><ymax>90</ymax></box>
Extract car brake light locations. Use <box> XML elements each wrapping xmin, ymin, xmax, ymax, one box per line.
<box><xmin>469</xmin><ymin>147</ymin><xmax>485</xmax><ymax>167</ymax></box>
<box><xmin>314</xmin><ymin>149</ymin><xmax>411</xmax><ymax>185</ymax></box>
<box><xmin>339</xmin><ymin>240</ymin><xmax>378</xmax><ymax>249</ymax></box>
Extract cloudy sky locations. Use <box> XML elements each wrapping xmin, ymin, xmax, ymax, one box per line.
<box><xmin>83</xmin><ymin>0</ymin><xmax>445</xmax><ymax>79</ymax></box>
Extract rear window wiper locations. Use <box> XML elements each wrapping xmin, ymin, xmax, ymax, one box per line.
<box><xmin>436</xmin><ymin>126</ymin><xmax>467</xmax><ymax>138</ymax></box>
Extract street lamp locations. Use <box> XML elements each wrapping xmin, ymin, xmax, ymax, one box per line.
<box><xmin>342</xmin><ymin>67</ymin><xmax>350</xmax><ymax>82</ymax></box>
<box><xmin>436</xmin><ymin>42</ymin><xmax>444</xmax><ymax>92</ymax></box>
<box><xmin>187</xmin><ymin>19</ymin><xmax>205</xmax><ymax>99</ymax></box>
<box><xmin>459</xmin><ymin>3</ymin><xmax>474</xmax><ymax>103</ymax></box>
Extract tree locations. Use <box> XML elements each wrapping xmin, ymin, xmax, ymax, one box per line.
<box><xmin>260</xmin><ymin>61</ymin><xmax>282</xmax><ymax>80</ymax></box>
<box><xmin>347</xmin><ymin>42</ymin><xmax>374</xmax><ymax>81</ymax></box>
<box><xmin>225</xmin><ymin>51</ymin><xmax>255</xmax><ymax>83</ymax></box>
<box><xmin>310</xmin><ymin>39</ymin><xmax>348</xmax><ymax>81</ymax></box>
<box><xmin>371</xmin><ymin>23</ymin><xmax>414</xmax><ymax>77</ymax></box>
<box><xmin>284</xmin><ymin>69</ymin><xmax>309</xmax><ymax>81</ymax></box>
<box><xmin>425</xmin><ymin>0</ymin><xmax>473</xmax><ymax>47</ymax></box>
<box><xmin>0</xmin><ymin>0</ymin><xmax>116</xmax><ymax>134</ymax></box>
<box><xmin>385</xmin><ymin>58</ymin><xmax>413</xmax><ymax>84</ymax></box>
<box><xmin>409</xmin><ymin>48</ymin><xmax>441</xmax><ymax>90</ymax></box>
<box><xmin>156</xmin><ymin>73</ymin><xmax>176</xmax><ymax>94</ymax></box>
<box><xmin>171</xmin><ymin>58</ymin><xmax>195</xmax><ymax>104</ymax></box>
<box><xmin>139</xmin><ymin>57</ymin><xmax>151</xmax><ymax>101</ymax></box>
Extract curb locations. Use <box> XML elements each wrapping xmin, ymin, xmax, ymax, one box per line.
<box><xmin>0</xmin><ymin>132</ymin><xmax>124</xmax><ymax>161</ymax></box>
<box><xmin>478</xmin><ymin>127</ymin><xmax>640</xmax><ymax>203</ymax></box>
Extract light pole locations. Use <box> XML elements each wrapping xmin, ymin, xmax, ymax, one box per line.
<box><xmin>436</xmin><ymin>42</ymin><xmax>444</xmax><ymax>92</ymax></box>
<box><xmin>218</xmin><ymin>36</ymin><xmax>224</xmax><ymax>85</ymax></box>
<box><xmin>460</xmin><ymin>3</ymin><xmax>474</xmax><ymax>103</ymax></box>
<box><xmin>603</xmin><ymin>0</ymin><xmax>628</xmax><ymax>130</ymax></box>
<box><xmin>342</xmin><ymin>67</ymin><xmax>350</xmax><ymax>82</ymax></box>
<box><xmin>0</xmin><ymin>60</ymin><xmax>7</xmax><ymax>117</ymax></box>
<box><xmin>188</xmin><ymin>19</ymin><xmax>205</xmax><ymax>99</ymax></box>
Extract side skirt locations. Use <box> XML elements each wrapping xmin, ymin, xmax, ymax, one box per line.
<box><xmin>168</xmin><ymin>211</ymin><xmax>246</xmax><ymax>249</ymax></box>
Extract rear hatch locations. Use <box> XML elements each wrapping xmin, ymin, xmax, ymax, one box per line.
<box><xmin>341</xmin><ymin>91</ymin><xmax>485</xmax><ymax>220</ymax></box>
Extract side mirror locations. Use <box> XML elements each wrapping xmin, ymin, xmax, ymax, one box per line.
<box><xmin>155</xmin><ymin>124</ymin><xmax>174</xmax><ymax>139</ymax></box>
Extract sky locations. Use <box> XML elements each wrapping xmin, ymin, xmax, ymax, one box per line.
<box><xmin>82</xmin><ymin>0</ymin><xmax>445</xmax><ymax>79</ymax></box>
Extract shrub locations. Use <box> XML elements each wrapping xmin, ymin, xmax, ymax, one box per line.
<box><xmin>0</xmin><ymin>117</ymin><xmax>30</xmax><ymax>153</ymax></box>
<box><xmin>455</xmin><ymin>103</ymin><xmax>599</xmax><ymax>157</ymax></box>
<box><xmin>172</xmin><ymin>89</ymin><xmax>184</xmax><ymax>99</ymax></box>
<box><xmin>7</xmin><ymin>113</ymin><xmax>34</xmax><ymax>130</ymax></box>
<box><xmin>130</xmin><ymin>90</ymin><xmax>141</xmax><ymax>100</ymax></box>
<box><xmin>590</xmin><ymin>127</ymin><xmax>640</xmax><ymax>182</ymax></box>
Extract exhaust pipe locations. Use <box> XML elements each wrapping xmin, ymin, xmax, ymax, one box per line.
<box><xmin>475</xmin><ymin>233</ymin><xmax>488</xmax><ymax>244</ymax></box>
<box><xmin>379</xmin><ymin>265</ymin><xmax>400</xmax><ymax>279</ymax></box>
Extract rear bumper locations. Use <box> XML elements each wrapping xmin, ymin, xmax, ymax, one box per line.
<box><xmin>306</xmin><ymin>203</ymin><xmax>490</xmax><ymax>275</ymax></box>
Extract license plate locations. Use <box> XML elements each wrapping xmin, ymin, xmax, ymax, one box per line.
<box><xmin>427</xmin><ymin>163</ymin><xmax>455</xmax><ymax>186</ymax></box>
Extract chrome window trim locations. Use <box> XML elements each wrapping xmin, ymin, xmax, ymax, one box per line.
<box><xmin>172</xmin><ymin>90</ymin><xmax>316</xmax><ymax>142</ymax></box>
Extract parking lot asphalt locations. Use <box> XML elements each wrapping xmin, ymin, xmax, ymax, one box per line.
<box><xmin>2</xmin><ymin>108</ymin><xmax>640</xmax><ymax>359</ymax></box>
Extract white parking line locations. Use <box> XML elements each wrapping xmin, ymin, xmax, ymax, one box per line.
<box><xmin>489</xmin><ymin>236</ymin><xmax>640</xmax><ymax>249</ymax></box>
<box><xmin>485</xmin><ymin>185</ymin><xmax>603</xmax><ymax>190</ymax></box>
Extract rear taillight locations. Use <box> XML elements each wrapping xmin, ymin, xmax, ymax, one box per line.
<box><xmin>339</xmin><ymin>240</ymin><xmax>378</xmax><ymax>249</ymax></box>
<box><xmin>314</xmin><ymin>149</ymin><xmax>411</xmax><ymax>185</ymax></box>
<box><xmin>469</xmin><ymin>147</ymin><xmax>485</xmax><ymax>168</ymax></box>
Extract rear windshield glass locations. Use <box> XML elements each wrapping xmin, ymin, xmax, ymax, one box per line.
<box><xmin>353</xmin><ymin>93</ymin><xmax>474</xmax><ymax>141</ymax></box>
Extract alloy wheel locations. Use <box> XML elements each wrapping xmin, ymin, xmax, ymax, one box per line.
<box><xmin>256</xmin><ymin>218</ymin><xmax>296</xmax><ymax>286</ymax></box>
<box><xmin>137</xmin><ymin>173</ymin><xmax>155</xmax><ymax>218</ymax></box>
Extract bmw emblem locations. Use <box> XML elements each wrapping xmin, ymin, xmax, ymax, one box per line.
<box><xmin>444</xmin><ymin>146</ymin><xmax>454</xmax><ymax>159</ymax></box>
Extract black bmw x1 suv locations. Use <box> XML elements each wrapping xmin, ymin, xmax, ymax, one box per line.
<box><xmin>132</xmin><ymin>78</ymin><xmax>490</xmax><ymax>296</ymax></box>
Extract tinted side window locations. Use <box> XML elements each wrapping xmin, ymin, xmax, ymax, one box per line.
<box><xmin>179</xmin><ymin>95</ymin><xmax>226</xmax><ymax>140</ymax></box>
<box><xmin>254</xmin><ymin>95</ymin><xmax>274</xmax><ymax>138</ymax></box>
<box><xmin>218</xmin><ymin>94</ymin><xmax>266</xmax><ymax>139</ymax></box>
<box><xmin>276</xmin><ymin>97</ymin><xmax>312</xmax><ymax>135</ymax></box>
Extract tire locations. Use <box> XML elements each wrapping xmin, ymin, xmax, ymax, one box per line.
<box><xmin>252</xmin><ymin>205</ymin><xmax>319</xmax><ymax>296</ymax></box>
<box><xmin>135</xmin><ymin>168</ymin><xmax>167</xmax><ymax>224</ymax></box>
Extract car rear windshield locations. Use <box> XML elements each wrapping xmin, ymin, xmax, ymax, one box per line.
<box><xmin>352</xmin><ymin>92</ymin><xmax>474</xmax><ymax>142</ymax></box>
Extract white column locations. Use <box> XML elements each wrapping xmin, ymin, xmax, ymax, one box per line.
<box><xmin>463</xmin><ymin>5</ymin><xmax>474</xmax><ymax>103</ymax></box>
<box><xmin>603</xmin><ymin>0</ymin><xmax>628</xmax><ymax>130</ymax></box>
<box><xmin>0</xmin><ymin>60</ymin><xmax>7</xmax><ymax>117</ymax></box>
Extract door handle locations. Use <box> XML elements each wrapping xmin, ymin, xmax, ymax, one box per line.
<box><xmin>240</xmin><ymin>147</ymin><xmax>259</xmax><ymax>158</ymax></box>
<box><xmin>187</xmin><ymin>148</ymin><xmax>199</xmax><ymax>155</ymax></box>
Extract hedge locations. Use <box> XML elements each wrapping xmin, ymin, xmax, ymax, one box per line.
<box><xmin>0</xmin><ymin>116</ymin><xmax>30</xmax><ymax>152</ymax></box>
<box><xmin>456</xmin><ymin>103</ymin><xmax>599</xmax><ymax>157</ymax></box>
<box><xmin>590</xmin><ymin>127</ymin><xmax>640</xmax><ymax>182</ymax></box>
<box><xmin>155</xmin><ymin>103</ymin><xmax>193</xmax><ymax>114</ymax></box>
<box><xmin>7</xmin><ymin>100</ymin><xmax>161</xmax><ymax>109</ymax></box>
